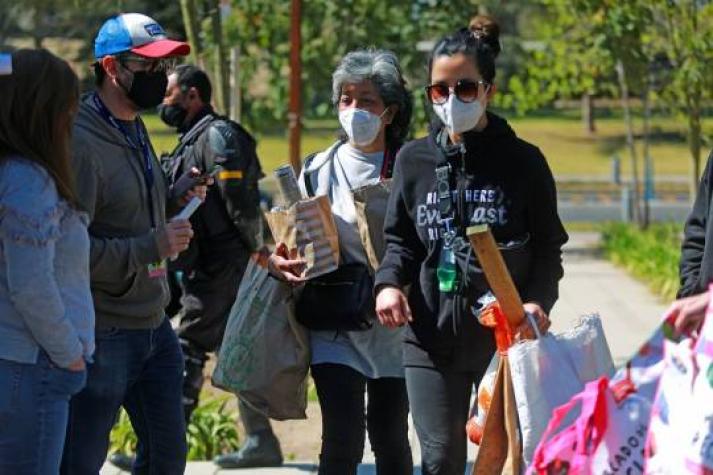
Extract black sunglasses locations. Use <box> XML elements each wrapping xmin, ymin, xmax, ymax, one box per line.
<box><xmin>116</xmin><ymin>53</ymin><xmax>176</xmax><ymax>74</ymax></box>
<box><xmin>425</xmin><ymin>80</ymin><xmax>489</xmax><ymax>104</ymax></box>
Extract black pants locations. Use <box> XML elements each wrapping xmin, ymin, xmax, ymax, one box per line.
<box><xmin>176</xmin><ymin>258</ymin><xmax>248</xmax><ymax>352</ymax></box>
<box><xmin>311</xmin><ymin>363</ymin><xmax>412</xmax><ymax>475</ymax></box>
<box><xmin>406</xmin><ymin>366</ymin><xmax>485</xmax><ymax>475</ymax></box>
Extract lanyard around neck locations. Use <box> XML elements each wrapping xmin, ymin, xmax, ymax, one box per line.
<box><xmin>91</xmin><ymin>93</ymin><xmax>156</xmax><ymax>227</ymax></box>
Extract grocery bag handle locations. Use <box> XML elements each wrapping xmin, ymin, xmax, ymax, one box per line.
<box><xmin>526</xmin><ymin>312</ymin><xmax>543</xmax><ymax>339</ymax></box>
<box><xmin>532</xmin><ymin>377</ymin><xmax>609</xmax><ymax>472</ymax></box>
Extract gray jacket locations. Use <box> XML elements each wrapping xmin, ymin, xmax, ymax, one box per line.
<box><xmin>72</xmin><ymin>93</ymin><xmax>170</xmax><ymax>330</ymax></box>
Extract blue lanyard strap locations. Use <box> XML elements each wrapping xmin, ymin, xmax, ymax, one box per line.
<box><xmin>91</xmin><ymin>93</ymin><xmax>156</xmax><ymax>227</ymax></box>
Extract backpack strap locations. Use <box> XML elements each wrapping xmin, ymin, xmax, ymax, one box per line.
<box><xmin>302</xmin><ymin>152</ymin><xmax>319</xmax><ymax>198</ymax></box>
<box><xmin>380</xmin><ymin>145</ymin><xmax>400</xmax><ymax>180</ymax></box>
<box><xmin>302</xmin><ymin>141</ymin><xmax>343</xmax><ymax>198</ymax></box>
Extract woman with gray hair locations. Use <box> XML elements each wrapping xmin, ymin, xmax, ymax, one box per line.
<box><xmin>268</xmin><ymin>49</ymin><xmax>413</xmax><ymax>474</ymax></box>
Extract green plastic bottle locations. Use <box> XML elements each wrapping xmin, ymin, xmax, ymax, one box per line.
<box><xmin>438</xmin><ymin>233</ymin><xmax>457</xmax><ymax>293</ymax></box>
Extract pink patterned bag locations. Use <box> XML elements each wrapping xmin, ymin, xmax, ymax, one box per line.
<box><xmin>646</xmin><ymin>287</ymin><xmax>713</xmax><ymax>474</ymax></box>
<box><xmin>529</xmin><ymin>376</ymin><xmax>650</xmax><ymax>474</ymax></box>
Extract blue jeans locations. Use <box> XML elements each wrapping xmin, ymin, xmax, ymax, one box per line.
<box><xmin>0</xmin><ymin>352</ymin><xmax>87</xmax><ymax>475</ymax></box>
<box><xmin>61</xmin><ymin>317</ymin><xmax>187</xmax><ymax>475</ymax></box>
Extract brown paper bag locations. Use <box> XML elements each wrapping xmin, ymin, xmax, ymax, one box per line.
<box><xmin>472</xmin><ymin>356</ymin><xmax>523</xmax><ymax>475</ymax></box>
<box><xmin>352</xmin><ymin>179</ymin><xmax>392</xmax><ymax>272</ymax></box>
<box><xmin>264</xmin><ymin>195</ymin><xmax>340</xmax><ymax>279</ymax></box>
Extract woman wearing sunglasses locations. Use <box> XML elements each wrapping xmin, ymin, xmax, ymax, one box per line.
<box><xmin>375</xmin><ymin>16</ymin><xmax>568</xmax><ymax>475</ymax></box>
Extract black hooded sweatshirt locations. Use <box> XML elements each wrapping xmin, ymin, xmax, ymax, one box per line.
<box><xmin>679</xmin><ymin>149</ymin><xmax>713</xmax><ymax>298</ymax></box>
<box><xmin>375</xmin><ymin>112</ymin><xmax>568</xmax><ymax>372</ymax></box>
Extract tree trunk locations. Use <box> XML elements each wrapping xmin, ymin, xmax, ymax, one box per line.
<box><xmin>616</xmin><ymin>59</ymin><xmax>641</xmax><ymax>225</ymax></box>
<box><xmin>581</xmin><ymin>93</ymin><xmax>596</xmax><ymax>135</ymax></box>
<box><xmin>180</xmin><ymin>0</ymin><xmax>202</xmax><ymax>64</ymax></box>
<box><xmin>288</xmin><ymin>0</ymin><xmax>302</xmax><ymax>174</ymax></box>
<box><xmin>642</xmin><ymin>85</ymin><xmax>652</xmax><ymax>229</ymax></box>
<box><xmin>31</xmin><ymin>5</ymin><xmax>43</xmax><ymax>48</ymax></box>
<box><xmin>210</xmin><ymin>0</ymin><xmax>229</xmax><ymax>114</ymax></box>
<box><xmin>229</xmin><ymin>47</ymin><xmax>241</xmax><ymax>123</ymax></box>
<box><xmin>688</xmin><ymin>94</ymin><xmax>703</xmax><ymax>204</ymax></box>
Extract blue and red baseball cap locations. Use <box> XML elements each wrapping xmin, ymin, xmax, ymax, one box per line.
<box><xmin>94</xmin><ymin>13</ymin><xmax>190</xmax><ymax>60</ymax></box>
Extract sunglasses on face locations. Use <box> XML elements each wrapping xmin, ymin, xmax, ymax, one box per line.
<box><xmin>117</xmin><ymin>54</ymin><xmax>177</xmax><ymax>74</ymax></box>
<box><xmin>425</xmin><ymin>80</ymin><xmax>490</xmax><ymax>104</ymax></box>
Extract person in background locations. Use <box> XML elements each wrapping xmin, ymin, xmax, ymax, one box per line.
<box><xmin>157</xmin><ymin>64</ymin><xmax>283</xmax><ymax>469</ymax></box>
<box><xmin>60</xmin><ymin>13</ymin><xmax>205</xmax><ymax>475</ymax></box>
<box><xmin>676</xmin><ymin>147</ymin><xmax>713</xmax><ymax>336</ymax></box>
<box><xmin>268</xmin><ymin>49</ymin><xmax>414</xmax><ymax>475</ymax></box>
<box><xmin>667</xmin><ymin>290</ymin><xmax>709</xmax><ymax>336</ymax></box>
<box><xmin>678</xmin><ymin>148</ymin><xmax>713</xmax><ymax>298</ymax></box>
<box><xmin>0</xmin><ymin>48</ymin><xmax>94</xmax><ymax>475</ymax></box>
<box><xmin>374</xmin><ymin>17</ymin><xmax>568</xmax><ymax>475</ymax></box>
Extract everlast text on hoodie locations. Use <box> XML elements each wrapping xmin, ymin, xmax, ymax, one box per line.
<box><xmin>375</xmin><ymin>112</ymin><xmax>568</xmax><ymax>372</ymax></box>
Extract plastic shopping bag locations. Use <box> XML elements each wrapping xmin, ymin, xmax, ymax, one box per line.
<box><xmin>468</xmin><ymin>353</ymin><xmax>500</xmax><ymax>445</ymax></box>
<box><xmin>646</xmin><ymin>288</ymin><xmax>713</xmax><ymax>473</ymax></box>
<box><xmin>529</xmin><ymin>377</ymin><xmax>650</xmax><ymax>475</ymax></box>
<box><xmin>212</xmin><ymin>259</ymin><xmax>310</xmax><ymax>420</ymax></box>
<box><xmin>609</xmin><ymin>322</ymin><xmax>667</xmax><ymax>405</ymax></box>
<box><xmin>509</xmin><ymin>314</ymin><xmax>615</xmax><ymax>466</ymax></box>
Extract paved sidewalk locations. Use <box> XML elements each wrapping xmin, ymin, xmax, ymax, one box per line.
<box><xmin>549</xmin><ymin>232</ymin><xmax>665</xmax><ymax>364</ymax></box>
<box><xmin>102</xmin><ymin>231</ymin><xmax>666</xmax><ymax>474</ymax></box>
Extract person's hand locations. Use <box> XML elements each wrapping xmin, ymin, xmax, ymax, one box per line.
<box><xmin>514</xmin><ymin>302</ymin><xmax>551</xmax><ymax>341</ymax></box>
<box><xmin>156</xmin><ymin>219</ymin><xmax>194</xmax><ymax>259</ymax></box>
<box><xmin>667</xmin><ymin>291</ymin><xmax>709</xmax><ymax>337</ymax></box>
<box><xmin>175</xmin><ymin>167</ymin><xmax>213</xmax><ymax>206</ymax></box>
<box><xmin>376</xmin><ymin>285</ymin><xmax>412</xmax><ymax>329</ymax></box>
<box><xmin>267</xmin><ymin>243</ymin><xmax>306</xmax><ymax>284</ymax></box>
<box><xmin>66</xmin><ymin>356</ymin><xmax>86</xmax><ymax>372</ymax></box>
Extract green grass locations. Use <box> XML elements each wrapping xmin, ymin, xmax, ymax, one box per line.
<box><xmin>143</xmin><ymin>114</ymin><xmax>337</xmax><ymax>174</ymax></box>
<box><xmin>600</xmin><ymin>222</ymin><xmax>684</xmax><ymax>301</ymax></box>
<box><xmin>510</xmin><ymin>115</ymin><xmax>710</xmax><ymax>177</ymax></box>
<box><xmin>143</xmin><ymin>113</ymin><xmax>711</xmax><ymax>178</ymax></box>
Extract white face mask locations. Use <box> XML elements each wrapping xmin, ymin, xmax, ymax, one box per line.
<box><xmin>339</xmin><ymin>107</ymin><xmax>383</xmax><ymax>147</ymax></box>
<box><xmin>432</xmin><ymin>94</ymin><xmax>485</xmax><ymax>135</ymax></box>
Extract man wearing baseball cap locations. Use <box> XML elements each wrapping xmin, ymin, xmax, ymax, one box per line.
<box><xmin>60</xmin><ymin>13</ymin><xmax>201</xmax><ymax>474</ymax></box>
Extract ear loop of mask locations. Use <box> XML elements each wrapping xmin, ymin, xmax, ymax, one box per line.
<box><xmin>113</xmin><ymin>60</ymin><xmax>134</xmax><ymax>97</ymax></box>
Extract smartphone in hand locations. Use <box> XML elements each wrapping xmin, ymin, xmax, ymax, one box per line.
<box><xmin>172</xmin><ymin>167</ymin><xmax>215</xmax><ymax>199</ymax></box>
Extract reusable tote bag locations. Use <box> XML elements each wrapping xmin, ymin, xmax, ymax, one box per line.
<box><xmin>646</xmin><ymin>286</ymin><xmax>713</xmax><ymax>473</ymax></box>
<box><xmin>529</xmin><ymin>377</ymin><xmax>650</xmax><ymax>475</ymax></box>
<box><xmin>212</xmin><ymin>259</ymin><xmax>310</xmax><ymax>420</ymax></box>
<box><xmin>509</xmin><ymin>314</ymin><xmax>615</xmax><ymax>465</ymax></box>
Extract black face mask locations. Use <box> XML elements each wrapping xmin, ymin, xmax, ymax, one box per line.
<box><xmin>120</xmin><ymin>70</ymin><xmax>168</xmax><ymax>110</ymax></box>
<box><xmin>157</xmin><ymin>103</ymin><xmax>188</xmax><ymax>128</ymax></box>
